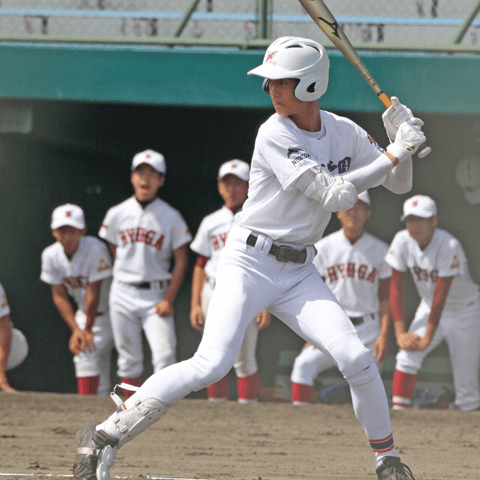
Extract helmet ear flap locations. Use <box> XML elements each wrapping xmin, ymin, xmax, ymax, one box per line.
<box><xmin>262</xmin><ymin>78</ymin><xmax>270</xmax><ymax>94</ymax></box>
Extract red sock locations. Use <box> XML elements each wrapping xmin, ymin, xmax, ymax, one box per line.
<box><xmin>237</xmin><ymin>372</ymin><xmax>259</xmax><ymax>403</ymax></box>
<box><xmin>207</xmin><ymin>376</ymin><xmax>229</xmax><ymax>401</ymax></box>
<box><xmin>77</xmin><ymin>376</ymin><xmax>100</xmax><ymax>395</ymax></box>
<box><xmin>121</xmin><ymin>376</ymin><xmax>143</xmax><ymax>398</ymax></box>
<box><xmin>392</xmin><ymin>370</ymin><xmax>417</xmax><ymax>409</ymax></box>
<box><xmin>291</xmin><ymin>382</ymin><xmax>314</xmax><ymax>405</ymax></box>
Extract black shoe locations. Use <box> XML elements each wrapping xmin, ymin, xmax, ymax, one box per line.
<box><xmin>73</xmin><ymin>423</ymin><xmax>119</xmax><ymax>479</ymax></box>
<box><xmin>376</xmin><ymin>456</ymin><xmax>416</xmax><ymax>480</ymax></box>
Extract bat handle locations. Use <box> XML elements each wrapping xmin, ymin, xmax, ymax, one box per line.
<box><xmin>417</xmin><ymin>145</ymin><xmax>431</xmax><ymax>158</ymax></box>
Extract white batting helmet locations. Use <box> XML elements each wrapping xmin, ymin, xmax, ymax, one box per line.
<box><xmin>455</xmin><ymin>155</ymin><xmax>480</xmax><ymax>205</ymax></box>
<box><xmin>248</xmin><ymin>36</ymin><xmax>330</xmax><ymax>102</ymax></box>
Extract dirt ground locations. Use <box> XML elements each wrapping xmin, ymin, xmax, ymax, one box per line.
<box><xmin>0</xmin><ymin>392</ymin><xmax>479</xmax><ymax>480</ymax></box>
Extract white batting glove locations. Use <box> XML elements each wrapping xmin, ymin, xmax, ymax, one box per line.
<box><xmin>386</xmin><ymin>118</ymin><xmax>426</xmax><ymax>163</ymax></box>
<box><xmin>382</xmin><ymin>97</ymin><xmax>414</xmax><ymax>141</ymax></box>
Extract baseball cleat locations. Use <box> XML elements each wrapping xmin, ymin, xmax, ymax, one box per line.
<box><xmin>376</xmin><ymin>456</ymin><xmax>415</xmax><ymax>480</ymax></box>
<box><xmin>73</xmin><ymin>423</ymin><xmax>119</xmax><ymax>480</ymax></box>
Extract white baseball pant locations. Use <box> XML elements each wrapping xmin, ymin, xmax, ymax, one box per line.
<box><xmin>109</xmin><ymin>280</ymin><xmax>176</xmax><ymax>379</ymax></box>
<box><xmin>395</xmin><ymin>297</ymin><xmax>480</xmax><ymax>411</ymax></box>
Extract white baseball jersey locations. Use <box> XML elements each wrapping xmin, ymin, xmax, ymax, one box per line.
<box><xmin>99</xmin><ymin>197</ymin><xmax>192</xmax><ymax>283</ymax></box>
<box><xmin>0</xmin><ymin>282</ymin><xmax>10</xmax><ymax>318</ymax></box>
<box><xmin>40</xmin><ymin>235</ymin><xmax>113</xmax><ymax>314</ymax></box>
<box><xmin>314</xmin><ymin>230</ymin><xmax>391</xmax><ymax>317</ymax></box>
<box><xmin>386</xmin><ymin>228</ymin><xmax>480</xmax><ymax>311</ymax></box>
<box><xmin>237</xmin><ymin>111</ymin><xmax>396</xmax><ymax>245</ymax></box>
<box><xmin>190</xmin><ymin>206</ymin><xmax>235</xmax><ymax>280</ymax></box>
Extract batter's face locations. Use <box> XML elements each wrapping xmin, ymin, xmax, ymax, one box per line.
<box><xmin>405</xmin><ymin>215</ymin><xmax>438</xmax><ymax>249</ymax></box>
<box><xmin>52</xmin><ymin>226</ymin><xmax>86</xmax><ymax>257</ymax></box>
<box><xmin>336</xmin><ymin>200</ymin><xmax>371</xmax><ymax>236</ymax></box>
<box><xmin>131</xmin><ymin>164</ymin><xmax>165</xmax><ymax>202</ymax></box>
<box><xmin>218</xmin><ymin>174</ymin><xmax>249</xmax><ymax>211</ymax></box>
<box><xmin>268</xmin><ymin>78</ymin><xmax>305</xmax><ymax>118</ymax></box>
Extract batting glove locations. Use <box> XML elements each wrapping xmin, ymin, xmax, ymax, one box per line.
<box><xmin>386</xmin><ymin>118</ymin><xmax>426</xmax><ymax>163</ymax></box>
<box><xmin>382</xmin><ymin>97</ymin><xmax>414</xmax><ymax>141</ymax></box>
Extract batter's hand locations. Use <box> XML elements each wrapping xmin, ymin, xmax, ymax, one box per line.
<box><xmin>255</xmin><ymin>310</ymin><xmax>272</xmax><ymax>330</ymax></box>
<box><xmin>190</xmin><ymin>305</ymin><xmax>205</xmax><ymax>331</ymax></box>
<box><xmin>396</xmin><ymin>332</ymin><xmax>423</xmax><ymax>351</ymax></box>
<box><xmin>69</xmin><ymin>328</ymin><xmax>85</xmax><ymax>355</ymax></box>
<box><xmin>382</xmin><ymin>97</ymin><xmax>413</xmax><ymax>140</ymax></box>
<box><xmin>156</xmin><ymin>299</ymin><xmax>174</xmax><ymax>317</ymax></box>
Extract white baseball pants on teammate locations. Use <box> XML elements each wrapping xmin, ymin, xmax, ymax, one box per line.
<box><xmin>109</xmin><ymin>280</ymin><xmax>177</xmax><ymax>380</ymax></box>
<box><xmin>393</xmin><ymin>298</ymin><xmax>480</xmax><ymax>411</ymax></box>
<box><xmin>73</xmin><ymin>310</ymin><xmax>114</xmax><ymax>397</ymax></box>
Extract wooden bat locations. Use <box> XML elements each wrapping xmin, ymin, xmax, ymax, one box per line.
<box><xmin>298</xmin><ymin>0</ymin><xmax>431</xmax><ymax>158</ymax></box>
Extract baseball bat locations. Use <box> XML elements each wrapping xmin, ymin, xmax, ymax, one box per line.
<box><xmin>298</xmin><ymin>0</ymin><xmax>431</xmax><ymax>158</ymax></box>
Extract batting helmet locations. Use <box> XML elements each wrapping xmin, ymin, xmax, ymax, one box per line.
<box><xmin>248</xmin><ymin>36</ymin><xmax>330</xmax><ymax>102</ymax></box>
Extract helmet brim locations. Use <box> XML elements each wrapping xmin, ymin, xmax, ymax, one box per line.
<box><xmin>247</xmin><ymin>63</ymin><xmax>295</xmax><ymax>79</ymax></box>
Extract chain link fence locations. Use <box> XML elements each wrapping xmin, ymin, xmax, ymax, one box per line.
<box><xmin>0</xmin><ymin>0</ymin><xmax>478</xmax><ymax>47</ymax></box>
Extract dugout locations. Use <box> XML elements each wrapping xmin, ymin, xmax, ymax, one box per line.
<box><xmin>1</xmin><ymin>42</ymin><xmax>479</xmax><ymax>397</ymax></box>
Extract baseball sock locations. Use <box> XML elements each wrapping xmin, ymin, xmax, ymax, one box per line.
<box><xmin>207</xmin><ymin>375</ymin><xmax>228</xmax><ymax>401</ymax></box>
<box><xmin>77</xmin><ymin>376</ymin><xmax>100</xmax><ymax>395</ymax></box>
<box><xmin>237</xmin><ymin>372</ymin><xmax>259</xmax><ymax>403</ymax></box>
<box><xmin>392</xmin><ymin>370</ymin><xmax>417</xmax><ymax>409</ymax></box>
<box><xmin>121</xmin><ymin>376</ymin><xmax>143</xmax><ymax>398</ymax></box>
<box><xmin>291</xmin><ymin>382</ymin><xmax>314</xmax><ymax>405</ymax></box>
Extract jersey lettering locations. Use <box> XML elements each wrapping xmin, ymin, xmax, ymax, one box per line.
<box><xmin>63</xmin><ymin>275</ymin><xmax>87</xmax><ymax>289</ymax></box>
<box><xmin>210</xmin><ymin>232</ymin><xmax>229</xmax><ymax>251</ymax></box>
<box><xmin>412</xmin><ymin>266</ymin><xmax>439</xmax><ymax>283</ymax></box>
<box><xmin>118</xmin><ymin>228</ymin><xmax>165</xmax><ymax>250</ymax></box>
<box><xmin>325</xmin><ymin>263</ymin><xmax>376</xmax><ymax>284</ymax></box>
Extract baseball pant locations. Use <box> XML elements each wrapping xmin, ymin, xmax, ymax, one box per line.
<box><xmin>73</xmin><ymin>310</ymin><xmax>115</xmax><ymax>396</ymax></box>
<box><xmin>109</xmin><ymin>280</ymin><xmax>177</xmax><ymax>379</ymax></box>
<box><xmin>138</xmin><ymin>226</ymin><xmax>395</xmax><ymax>460</ymax></box>
<box><xmin>395</xmin><ymin>297</ymin><xmax>480</xmax><ymax>411</ymax></box>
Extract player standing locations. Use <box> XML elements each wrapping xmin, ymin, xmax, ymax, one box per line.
<box><xmin>291</xmin><ymin>191</ymin><xmax>391</xmax><ymax>405</ymax></box>
<box><xmin>98</xmin><ymin>150</ymin><xmax>192</xmax><ymax>397</ymax></box>
<box><xmin>41</xmin><ymin>204</ymin><xmax>114</xmax><ymax>396</ymax></box>
<box><xmin>0</xmin><ymin>282</ymin><xmax>28</xmax><ymax>392</ymax></box>
<box><xmin>74</xmin><ymin>37</ymin><xmax>425</xmax><ymax>480</ymax></box>
<box><xmin>387</xmin><ymin>195</ymin><xmax>480</xmax><ymax>411</ymax></box>
<box><xmin>190</xmin><ymin>159</ymin><xmax>271</xmax><ymax>403</ymax></box>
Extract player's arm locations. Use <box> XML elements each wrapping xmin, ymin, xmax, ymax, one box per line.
<box><xmin>107</xmin><ymin>242</ymin><xmax>117</xmax><ymax>262</ymax></box>
<box><xmin>50</xmin><ymin>284</ymin><xmax>85</xmax><ymax>355</ymax></box>
<box><xmin>0</xmin><ymin>313</ymin><xmax>16</xmax><ymax>392</ymax></box>
<box><xmin>190</xmin><ymin>256</ymin><xmax>208</xmax><ymax>331</ymax></box>
<box><xmin>416</xmin><ymin>276</ymin><xmax>454</xmax><ymax>351</ymax></box>
<box><xmin>156</xmin><ymin>244</ymin><xmax>189</xmax><ymax>317</ymax></box>
<box><xmin>83</xmin><ymin>279</ymin><xmax>103</xmax><ymax>353</ymax></box>
<box><xmin>373</xmin><ymin>277</ymin><xmax>391</xmax><ymax>363</ymax></box>
<box><xmin>255</xmin><ymin>310</ymin><xmax>272</xmax><ymax>330</ymax></box>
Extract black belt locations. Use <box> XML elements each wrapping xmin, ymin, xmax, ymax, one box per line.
<box><xmin>134</xmin><ymin>281</ymin><xmax>169</xmax><ymax>290</ymax></box>
<box><xmin>246</xmin><ymin>233</ymin><xmax>308</xmax><ymax>264</ymax></box>
<box><xmin>349</xmin><ymin>314</ymin><xmax>375</xmax><ymax>326</ymax></box>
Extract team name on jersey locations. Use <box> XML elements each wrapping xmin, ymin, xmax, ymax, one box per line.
<box><xmin>325</xmin><ymin>157</ymin><xmax>352</xmax><ymax>174</ymax></box>
<box><xmin>118</xmin><ymin>228</ymin><xmax>164</xmax><ymax>250</ymax></box>
<box><xmin>63</xmin><ymin>275</ymin><xmax>87</xmax><ymax>289</ymax></box>
<box><xmin>326</xmin><ymin>263</ymin><xmax>377</xmax><ymax>283</ymax></box>
<box><xmin>411</xmin><ymin>266</ymin><xmax>439</xmax><ymax>283</ymax></box>
<box><xmin>210</xmin><ymin>232</ymin><xmax>228</xmax><ymax>251</ymax></box>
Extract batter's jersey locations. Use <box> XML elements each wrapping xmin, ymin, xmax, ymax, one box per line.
<box><xmin>99</xmin><ymin>197</ymin><xmax>192</xmax><ymax>283</ymax></box>
<box><xmin>314</xmin><ymin>230</ymin><xmax>391</xmax><ymax>317</ymax></box>
<box><xmin>237</xmin><ymin>110</ymin><xmax>394</xmax><ymax>245</ymax></box>
<box><xmin>190</xmin><ymin>206</ymin><xmax>235</xmax><ymax>280</ymax></box>
<box><xmin>0</xmin><ymin>282</ymin><xmax>10</xmax><ymax>318</ymax></box>
<box><xmin>40</xmin><ymin>235</ymin><xmax>113</xmax><ymax>314</ymax></box>
<box><xmin>386</xmin><ymin>228</ymin><xmax>480</xmax><ymax>312</ymax></box>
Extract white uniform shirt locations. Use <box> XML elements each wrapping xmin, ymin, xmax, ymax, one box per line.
<box><xmin>99</xmin><ymin>197</ymin><xmax>192</xmax><ymax>283</ymax></box>
<box><xmin>386</xmin><ymin>228</ymin><xmax>480</xmax><ymax>312</ymax></box>
<box><xmin>237</xmin><ymin>111</ymin><xmax>390</xmax><ymax>245</ymax></box>
<box><xmin>314</xmin><ymin>230</ymin><xmax>391</xmax><ymax>317</ymax></box>
<box><xmin>40</xmin><ymin>235</ymin><xmax>113</xmax><ymax>314</ymax></box>
<box><xmin>190</xmin><ymin>206</ymin><xmax>235</xmax><ymax>280</ymax></box>
<box><xmin>0</xmin><ymin>282</ymin><xmax>10</xmax><ymax>318</ymax></box>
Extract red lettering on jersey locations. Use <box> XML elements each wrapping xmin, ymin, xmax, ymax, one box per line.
<box><xmin>97</xmin><ymin>259</ymin><xmax>110</xmax><ymax>272</ymax></box>
<box><xmin>358</xmin><ymin>264</ymin><xmax>367</xmax><ymax>279</ymax></box>
<box><xmin>154</xmin><ymin>235</ymin><xmax>164</xmax><ymax>250</ymax></box>
<box><xmin>126</xmin><ymin>228</ymin><xmax>135</xmax><ymax>243</ymax></box>
<box><xmin>219</xmin><ymin>232</ymin><xmax>228</xmax><ymax>246</ymax></box>
<box><xmin>347</xmin><ymin>262</ymin><xmax>355</xmax><ymax>278</ymax></box>
<box><xmin>145</xmin><ymin>230</ymin><xmax>155</xmax><ymax>245</ymax></box>
<box><xmin>337</xmin><ymin>264</ymin><xmax>345</xmax><ymax>278</ymax></box>
<box><xmin>136</xmin><ymin>227</ymin><xmax>146</xmax><ymax>243</ymax></box>
<box><xmin>366</xmin><ymin>267</ymin><xmax>377</xmax><ymax>283</ymax></box>
<box><xmin>119</xmin><ymin>230</ymin><xmax>128</xmax><ymax>247</ymax></box>
<box><xmin>211</xmin><ymin>235</ymin><xmax>220</xmax><ymax>251</ymax></box>
<box><xmin>412</xmin><ymin>266</ymin><xmax>438</xmax><ymax>283</ymax></box>
<box><xmin>327</xmin><ymin>266</ymin><xmax>337</xmax><ymax>282</ymax></box>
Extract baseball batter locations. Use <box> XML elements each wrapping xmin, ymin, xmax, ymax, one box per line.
<box><xmin>41</xmin><ymin>204</ymin><xmax>114</xmax><ymax>396</ymax></box>
<box><xmin>190</xmin><ymin>159</ymin><xmax>271</xmax><ymax>403</ymax></box>
<box><xmin>0</xmin><ymin>282</ymin><xmax>29</xmax><ymax>392</ymax></box>
<box><xmin>98</xmin><ymin>150</ymin><xmax>192</xmax><ymax>397</ymax></box>
<box><xmin>75</xmin><ymin>37</ymin><xmax>425</xmax><ymax>480</ymax></box>
<box><xmin>291</xmin><ymin>191</ymin><xmax>392</xmax><ymax>405</ymax></box>
<box><xmin>387</xmin><ymin>195</ymin><xmax>480</xmax><ymax>411</ymax></box>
